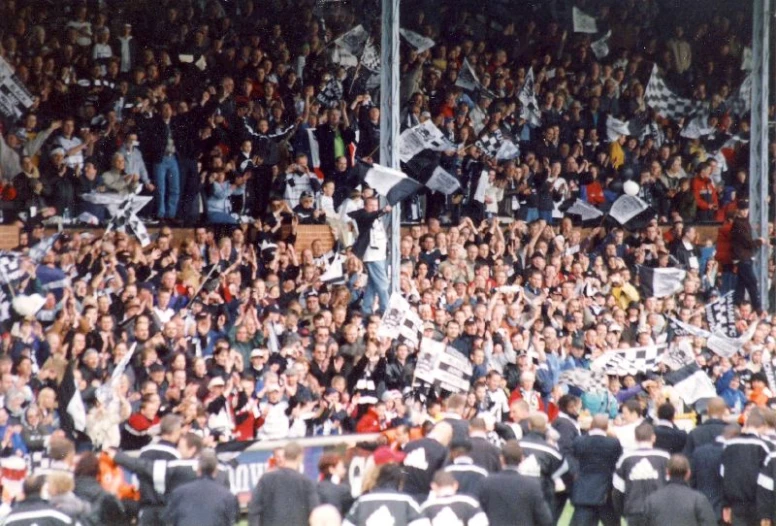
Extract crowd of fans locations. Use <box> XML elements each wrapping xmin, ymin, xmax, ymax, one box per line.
<box><xmin>0</xmin><ymin>0</ymin><xmax>774</xmax><ymax>524</ymax></box>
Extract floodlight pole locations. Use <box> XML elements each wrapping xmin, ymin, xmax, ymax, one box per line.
<box><xmin>750</xmin><ymin>0</ymin><xmax>771</xmax><ymax>312</ymax></box>
<box><xmin>380</xmin><ymin>0</ymin><xmax>401</xmax><ymax>293</ymax></box>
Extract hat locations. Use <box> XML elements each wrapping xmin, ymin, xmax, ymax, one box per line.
<box><xmin>465</xmin><ymin>317</ymin><xmax>477</xmax><ymax>325</ymax></box>
<box><xmin>737</xmin><ymin>199</ymin><xmax>750</xmax><ymax>210</ymax></box>
<box><xmin>265</xmin><ymin>303</ymin><xmax>281</xmax><ymax>314</ymax></box>
<box><xmin>454</xmin><ymin>277</ymin><xmax>467</xmax><ymax>285</ymax></box>
<box><xmin>149</xmin><ymin>363</ymin><xmax>165</xmax><ymax>373</ymax></box>
<box><xmin>195</xmin><ymin>311</ymin><xmax>211</xmax><ymax>321</ymax></box>
<box><xmin>208</xmin><ymin>376</ymin><xmax>226</xmax><ymax>389</ymax></box>
<box><xmin>564</xmin><ymin>314</ymin><xmax>576</xmax><ymax>323</ymax></box>
<box><xmin>304</xmin><ymin>290</ymin><xmax>319</xmax><ymax>299</ymax></box>
<box><xmin>324</xmin><ymin>387</ymin><xmax>339</xmax><ymax>397</ymax></box>
<box><xmin>300</xmin><ymin>191</ymin><xmax>314</xmax><ymax>200</ymax></box>
<box><xmin>627</xmin><ymin>301</ymin><xmax>640</xmax><ymax>311</ymax></box>
<box><xmin>423</xmin><ymin>321</ymin><xmax>436</xmax><ymax>331</ymax></box>
<box><xmin>250</xmin><ymin>348</ymin><xmax>268</xmax><ymax>358</ymax></box>
<box><xmin>266</xmin><ymin>384</ymin><xmax>281</xmax><ymax>393</ymax></box>
<box><xmin>381</xmin><ymin>390</ymin><xmax>402</xmax><ymax>402</ymax></box>
<box><xmin>609</xmin><ymin>323</ymin><xmax>623</xmax><ymax>332</ymax></box>
<box><xmin>50</xmin><ymin>147</ymin><xmax>66</xmax><ymax>157</ymax></box>
<box><xmin>372</xmin><ymin>446</ymin><xmax>406</xmax><ymax>466</ymax></box>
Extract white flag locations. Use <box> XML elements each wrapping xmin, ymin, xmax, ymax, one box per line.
<box><xmin>399</xmin><ymin>121</ymin><xmax>453</xmax><ymax>163</ymax></box>
<box><xmin>567</xmin><ymin>199</ymin><xmax>603</xmax><ymax>222</ymax></box>
<box><xmin>495</xmin><ymin>140</ymin><xmax>520</xmax><ymax>161</ymax></box>
<box><xmin>680</xmin><ymin>112</ymin><xmax>715</xmax><ymax>139</ymax></box>
<box><xmin>334</xmin><ymin>25</ymin><xmax>369</xmax><ymax>55</ymax></box>
<box><xmin>708</xmin><ymin>322</ymin><xmax>758</xmax><ymax>358</ymax></box>
<box><xmin>591</xmin><ymin>30</ymin><xmax>611</xmax><ymax>59</ymax></box>
<box><xmin>609</xmin><ymin>195</ymin><xmax>648</xmax><ymax>225</ymax></box>
<box><xmin>573</xmin><ymin>7</ymin><xmax>598</xmax><ymax>33</ymax></box>
<box><xmin>400</xmin><ymin>28</ymin><xmax>435</xmax><ymax>53</ymax></box>
<box><xmin>518</xmin><ymin>68</ymin><xmax>541</xmax><ymax>127</ymax></box>
<box><xmin>455</xmin><ymin>58</ymin><xmax>481</xmax><ymax>92</ymax></box>
<box><xmin>425</xmin><ymin>166</ymin><xmax>461</xmax><ymax>195</ymax></box>
<box><xmin>332</xmin><ymin>46</ymin><xmax>359</xmax><ymax>68</ymax></box>
<box><xmin>360</xmin><ymin>38</ymin><xmax>381</xmax><ymax>73</ymax></box>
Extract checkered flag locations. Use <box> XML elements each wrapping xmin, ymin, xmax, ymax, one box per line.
<box><xmin>559</xmin><ymin>368</ymin><xmax>609</xmax><ymax>393</ymax></box>
<box><xmin>316</xmin><ymin>77</ymin><xmax>343</xmax><ymax>109</ymax></box>
<box><xmin>475</xmin><ymin>129</ymin><xmax>505</xmax><ymax>157</ymax></box>
<box><xmin>705</xmin><ymin>291</ymin><xmax>737</xmax><ymax>338</ymax></box>
<box><xmin>0</xmin><ymin>253</ymin><xmax>24</xmax><ymax>285</ymax></box>
<box><xmin>0</xmin><ymin>288</ymin><xmax>10</xmax><ymax>323</ymax></box>
<box><xmin>360</xmin><ymin>38</ymin><xmax>381</xmax><ymax>73</ymax></box>
<box><xmin>645</xmin><ymin>65</ymin><xmax>704</xmax><ymax>120</ymax></box>
<box><xmin>518</xmin><ymin>68</ymin><xmax>542</xmax><ymax>127</ymax></box>
<box><xmin>592</xmin><ymin>344</ymin><xmax>665</xmax><ymax>376</ymax></box>
<box><xmin>726</xmin><ymin>73</ymin><xmax>752</xmax><ymax>117</ymax></box>
<box><xmin>107</xmin><ymin>195</ymin><xmax>151</xmax><ymax>247</ymax></box>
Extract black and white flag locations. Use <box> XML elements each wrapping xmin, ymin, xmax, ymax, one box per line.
<box><xmin>705</xmin><ymin>291</ymin><xmax>737</xmax><ymax>338</ymax></box>
<box><xmin>107</xmin><ymin>194</ymin><xmax>151</xmax><ymax>247</ymax></box>
<box><xmin>359</xmin><ymin>163</ymin><xmax>423</xmax><ymax>206</ymax></box>
<box><xmin>476</xmin><ymin>129</ymin><xmax>506</xmax><ymax>157</ymax></box>
<box><xmin>638</xmin><ymin>265</ymin><xmax>687</xmax><ymax>298</ymax></box>
<box><xmin>399</xmin><ymin>121</ymin><xmax>456</xmax><ymax>163</ymax></box>
<box><xmin>399</xmin><ymin>28</ymin><xmax>435</xmax><ymax>53</ymax></box>
<box><xmin>609</xmin><ymin>195</ymin><xmax>648</xmax><ymax>225</ymax></box>
<box><xmin>645</xmin><ymin>65</ymin><xmax>704</xmax><ymax>120</ymax></box>
<box><xmin>378</xmin><ymin>293</ymin><xmax>424</xmax><ymax>347</ymax></box>
<box><xmin>668</xmin><ymin>317</ymin><xmax>708</xmax><ymax>339</ymax></box>
<box><xmin>28</xmin><ymin>234</ymin><xmax>60</xmax><ymax>263</ymax></box>
<box><xmin>425</xmin><ymin>166</ymin><xmax>461</xmax><ymax>195</ymax></box>
<box><xmin>316</xmin><ymin>77</ymin><xmax>344</xmax><ymax>108</ymax></box>
<box><xmin>680</xmin><ymin>111</ymin><xmax>715</xmax><ymax>139</ymax></box>
<box><xmin>455</xmin><ymin>58</ymin><xmax>481</xmax><ymax>92</ymax></box>
<box><xmin>565</xmin><ymin>199</ymin><xmax>604</xmax><ymax>222</ymax></box>
<box><xmin>518</xmin><ymin>68</ymin><xmax>542</xmax><ymax>127</ymax></box>
<box><xmin>591</xmin><ymin>344</ymin><xmax>665</xmax><ymax>376</ymax></box>
<box><xmin>591</xmin><ymin>30</ymin><xmax>611</xmax><ymax>59</ymax></box>
<box><xmin>559</xmin><ymin>368</ymin><xmax>609</xmax><ymax>393</ymax></box>
<box><xmin>334</xmin><ymin>25</ymin><xmax>369</xmax><ymax>55</ymax></box>
<box><xmin>495</xmin><ymin>139</ymin><xmax>520</xmax><ymax>161</ymax></box>
<box><xmin>0</xmin><ymin>57</ymin><xmax>33</xmax><ymax>119</ymax></box>
<box><xmin>664</xmin><ymin>363</ymin><xmax>717</xmax><ymax>405</ymax></box>
<box><xmin>414</xmin><ymin>338</ymin><xmax>473</xmax><ymax>394</ymax></box>
<box><xmin>572</xmin><ymin>7</ymin><xmax>598</xmax><ymax>33</ymax></box>
<box><xmin>0</xmin><ymin>253</ymin><xmax>24</xmax><ymax>284</ymax></box>
<box><xmin>320</xmin><ymin>254</ymin><xmax>345</xmax><ymax>285</ymax></box>
<box><xmin>360</xmin><ymin>38</ymin><xmax>381</xmax><ymax>73</ymax></box>
<box><xmin>707</xmin><ymin>321</ymin><xmax>758</xmax><ymax>358</ymax></box>
<box><xmin>57</xmin><ymin>361</ymin><xmax>87</xmax><ymax>438</ymax></box>
<box><xmin>606</xmin><ymin>116</ymin><xmax>645</xmax><ymax>141</ymax></box>
<box><xmin>726</xmin><ymin>74</ymin><xmax>752</xmax><ymax>117</ymax></box>
<box><xmin>660</xmin><ymin>340</ymin><xmax>696</xmax><ymax>370</ymax></box>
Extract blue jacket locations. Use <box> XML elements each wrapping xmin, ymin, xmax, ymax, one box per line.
<box><xmin>716</xmin><ymin>370</ymin><xmax>746</xmax><ymax>412</ymax></box>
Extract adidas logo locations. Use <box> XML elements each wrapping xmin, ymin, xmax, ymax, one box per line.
<box><xmin>517</xmin><ymin>455</ymin><xmax>542</xmax><ymax>477</ymax></box>
<box><xmin>629</xmin><ymin>458</ymin><xmax>659</xmax><ymax>481</ymax></box>
<box><xmin>431</xmin><ymin>507</ymin><xmax>464</xmax><ymax>526</ymax></box>
<box><xmin>404</xmin><ymin>448</ymin><xmax>429</xmax><ymax>470</ymax></box>
<box><xmin>366</xmin><ymin>505</ymin><xmax>396</xmax><ymax>526</ymax></box>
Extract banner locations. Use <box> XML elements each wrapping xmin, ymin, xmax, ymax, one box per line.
<box><xmin>215</xmin><ymin>433</ymin><xmax>380</xmax><ymax>507</ymax></box>
<box><xmin>425</xmin><ymin>166</ymin><xmax>460</xmax><ymax>195</ymax></box>
<box><xmin>705</xmin><ymin>291</ymin><xmax>737</xmax><ymax>338</ymax></box>
<box><xmin>0</xmin><ymin>57</ymin><xmax>33</xmax><ymax>119</ymax></box>
<box><xmin>572</xmin><ymin>7</ymin><xmax>598</xmax><ymax>33</ymax></box>
<box><xmin>413</xmin><ymin>339</ymin><xmax>473</xmax><ymax>394</ymax></box>
<box><xmin>399</xmin><ymin>121</ymin><xmax>454</xmax><ymax>163</ymax></box>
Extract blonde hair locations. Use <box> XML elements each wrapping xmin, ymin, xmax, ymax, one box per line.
<box><xmin>46</xmin><ymin>472</ymin><xmax>74</xmax><ymax>496</ymax></box>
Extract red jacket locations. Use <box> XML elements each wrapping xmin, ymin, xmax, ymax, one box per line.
<box><xmin>691</xmin><ymin>176</ymin><xmax>719</xmax><ymax>211</ymax></box>
<box><xmin>355</xmin><ymin>407</ymin><xmax>386</xmax><ymax>433</ymax></box>
<box><xmin>585</xmin><ymin>181</ymin><xmax>605</xmax><ymax>206</ymax></box>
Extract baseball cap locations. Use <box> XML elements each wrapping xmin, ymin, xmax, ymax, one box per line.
<box><xmin>208</xmin><ymin>376</ymin><xmax>226</xmax><ymax>389</ymax></box>
<box><xmin>250</xmin><ymin>348</ymin><xmax>268</xmax><ymax>358</ymax></box>
<box><xmin>737</xmin><ymin>199</ymin><xmax>750</xmax><ymax>210</ymax></box>
<box><xmin>372</xmin><ymin>446</ymin><xmax>406</xmax><ymax>466</ymax></box>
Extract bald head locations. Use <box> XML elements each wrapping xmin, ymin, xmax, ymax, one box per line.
<box><xmin>309</xmin><ymin>504</ymin><xmax>341</xmax><ymax>526</ymax></box>
<box><xmin>429</xmin><ymin>422</ymin><xmax>454</xmax><ymax>447</ymax></box>
<box><xmin>528</xmin><ymin>413</ymin><xmax>548</xmax><ymax>434</ymax></box>
<box><xmin>706</xmin><ymin>397</ymin><xmax>727</xmax><ymax>418</ymax></box>
<box><xmin>591</xmin><ymin>414</ymin><xmax>610</xmax><ymax>431</ymax></box>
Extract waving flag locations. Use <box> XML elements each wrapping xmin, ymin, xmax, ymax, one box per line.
<box><xmin>518</xmin><ymin>68</ymin><xmax>542</xmax><ymax>127</ymax></box>
<box><xmin>399</xmin><ymin>29</ymin><xmax>435</xmax><ymax>53</ymax></box>
<box><xmin>572</xmin><ymin>7</ymin><xmax>598</xmax><ymax>33</ymax></box>
<box><xmin>645</xmin><ymin>65</ymin><xmax>704</xmax><ymax>120</ymax></box>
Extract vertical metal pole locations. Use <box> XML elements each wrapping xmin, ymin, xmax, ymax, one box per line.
<box><xmin>380</xmin><ymin>0</ymin><xmax>401</xmax><ymax>293</ymax></box>
<box><xmin>750</xmin><ymin>0</ymin><xmax>771</xmax><ymax>312</ymax></box>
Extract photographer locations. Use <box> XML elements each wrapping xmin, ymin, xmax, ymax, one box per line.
<box><xmin>205</xmin><ymin>164</ymin><xmax>246</xmax><ymax>225</ymax></box>
<box><xmin>283</xmin><ymin>153</ymin><xmax>320</xmax><ymax>208</ymax></box>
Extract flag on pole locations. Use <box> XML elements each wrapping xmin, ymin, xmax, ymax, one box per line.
<box><xmin>455</xmin><ymin>58</ymin><xmax>481</xmax><ymax>92</ymax></box>
<box><xmin>360</xmin><ymin>38</ymin><xmax>381</xmax><ymax>73</ymax></box>
<box><xmin>495</xmin><ymin>140</ymin><xmax>520</xmax><ymax>161</ymax></box>
<box><xmin>564</xmin><ymin>199</ymin><xmax>604</xmax><ymax>223</ymax></box>
<box><xmin>399</xmin><ymin>29</ymin><xmax>436</xmax><ymax>53</ymax></box>
<box><xmin>28</xmin><ymin>234</ymin><xmax>60</xmax><ymax>263</ymax></box>
<box><xmin>664</xmin><ymin>363</ymin><xmax>717</xmax><ymax>405</ymax></box>
<box><xmin>638</xmin><ymin>266</ymin><xmax>687</xmax><ymax>298</ymax></box>
<box><xmin>572</xmin><ymin>7</ymin><xmax>598</xmax><ymax>33</ymax></box>
<box><xmin>726</xmin><ymin>74</ymin><xmax>752</xmax><ymax>117</ymax></box>
<box><xmin>425</xmin><ymin>166</ymin><xmax>461</xmax><ymax>195</ymax></box>
<box><xmin>591</xmin><ymin>344</ymin><xmax>665</xmax><ymax>376</ymax></box>
<box><xmin>399</xmin><ymin>121</ymin><xmax>456</xmax><ymax>163</ymax></box>
<box><xmin>606</xmin><ymin>116</ymin><xmax>645</xmax><ymax>141</ymax></box>
<box><xmin>357</xmin><ymin>163</ymin><xmax>423</xmax><ymax>205</ymax></box>
<box><xmin>57</xmin><ymin>361</ymin><xmax>87</xmax><ymax>438</ymax></box>
<box><xmin>316</xmin><ymin>77</ymin><xmax>344</xmax><ymax>108</ymax></box>
<box><xmin>680</xmin><ymin>111</ymin><xmax>715</xmax><ymax>139</ymax></box>
<box><xmin>609</xmin><ymin>195</ymin><xmax>649</xmax><ymax>225</ymax></box>
<box><xmin>320</xmin><ymin>254</ymin><xmax>346</xmax><ymax>285</ymax></box>
<box><xmin>591</xmin><ymin>30</ymin><xmax>611</xmax><ymax>59</ymax></box>
<box><xmin>334</xmin><ymin>25</ymin><xmax>369</xmax><ymax>55</ymax></box>
<box><xmin>475</xmin><ymin>129</ymin><xmax>507</xmax><ymax>157</ymax></box>
<box><xmin>518</xmin><ymin>68</ymin><xmax>542</xmax><ymax>127</ymax></box>
<box><xmin>645</xmin><ymin>65</ymin><xmax>704</xmax><ymax>120</ymax></box>
<box><xmin>705</xmin><ymin>291</ymin><xmax>737</xmax><ymax>338</ymax></box>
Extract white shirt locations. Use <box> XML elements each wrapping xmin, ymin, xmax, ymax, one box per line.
<box><xmin>57</xmin><ymin>135</ymin><xmax>85</xmax><ymax>169</ymax></box>
<box><xmin>363</xmin><ymin>218</ymin><xmax>387</xmax><ymax>262</ymax></box>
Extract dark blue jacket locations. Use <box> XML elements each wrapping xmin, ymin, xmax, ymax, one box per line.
<box><xmin>571</xmin><ymin>430</ymin><xmax>623</xmax><ymax>507</ymax></box>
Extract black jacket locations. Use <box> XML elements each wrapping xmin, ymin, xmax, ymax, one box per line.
<box><xmin>469</xmin><ymin>435</ymin><xmax>502</xmax><ymax>473</ymax></box>
<box><xmin>721</xmin><ymin>433</ymin><xmax>772</xmax><ymax>507</ymax></box>
<box><xmin>247</xmin><ymin>467</ymin><xmax>319</xmax><ymax>526</ymax></box>
<box><xmin>344</xmin><ymin>489</ymin><xmax>424</xmax><ymax>526</ymax></box>
<box><xmin>402</xmin><ymin>437</ymin><xmax>449</xmax><ymax>499</ymax></box>
<box><xmin>348</xmin><ymin>208</ymin><xmax>388</xmax><ymax>261</ymax></box>
<box><xmin>552</xmin><ymin>413</ymin><xmax>580</xmax><ymax>474</ymax></box>
<box><xmin>444</xmin><ymin>457</ymin><xmax>487</xmax><ymax>498</ymax></box>
<box><xmin>316</xmin><ymin>478</ymin><xmax>354</xmax><ymax>516</ymax></box>
<box><xmin>421</xmin><ymin>494</ymin><xmax>488</xmax><ymax>525</ymax></box>
<box><xmin>571</xmin><ymin>431</ymin><xmax>623</xmax><ymax>507</ymax></box>
<box><xmin>758</xmin><ymin>451</ymin><xmax>776</xmax><ymax>521</ymax></box>
<box><xmin>519</xmin><ymin>432</ymin><xmax>570</xmax><ymax>508</ymax></box>
<box><xmin>113</xmin><ymin>452</ymin><xmax>230</xmax><ymax>499</ymax></box>
<box><xmin>654</xmin><ymin>420</ymin><xmax>688</xmax><ymax>455</ymax></box>
<box><xmin>163</xmin><ymin>476</ymin><xmax>239</xmax><ymax>526</ymax></box>
<box><xmin>644</xmin><ymin>480</ymin><xmax>717</xmax><ymax>526</ymax></box>
<box><xmin>314</xmin><ymin>123</ymin><xmax>356</xmax><ymax>176</ymax></box>
<box><xmin>613</xmin><ymin>447</ymin><xmax>670</xmax><ymax>517</ymax></box>
<box><xmin>690</xmin><ymin>439</ymin><xmax>725</xmax><ymax>519</ymax></box>
<box><xmin>683</xmin><ymin>418</ymin><xmax>726</xmax><ymax>457</ymax></box>
<box><xmin>479</xmin><ymin>469</ymin><xmax>553</xmax><ymax>526</ymax></box>
<box><xmin>135</xmin><ymin>440</ymin><xmax>180</xmax><ymax>506</ymax></box>
<box><xmin>2</xmin><ymin>497</ymin><xmax>74</xmax><ymax>526</ymax></box>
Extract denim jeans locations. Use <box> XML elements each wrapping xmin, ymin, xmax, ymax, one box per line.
<box><xmin>207</xmin><ymin>211</ymin><xmax>237</xmax><ymax>224</ymax></box>
<box><xmin>735</xmin><ymin>259</ymin><xmax>762</xmax><ymax>312</ymax></box>
<box><xmin>177</xmin><ymin>157</ymin><xmax>200</xmax><ymax>223</ymax></box>
<box><xmin>363</xmin><ymin>259</ymin><xmax>389</xmax><ymax>315</ymax></box>
<box><xmin>153</xmin><ymin>156</ymin><xmax>181</xmax><ymax>218</ymax></box>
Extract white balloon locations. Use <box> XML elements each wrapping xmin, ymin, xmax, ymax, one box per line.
<box><xmin>623</xmin><ymin>180</ymin><xmax>640</xmax><ymax>196</ymax></box>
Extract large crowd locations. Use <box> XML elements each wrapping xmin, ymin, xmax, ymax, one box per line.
<box><xmin>0</xmin><ymin>0</ymin><xmax>773</xmax><ymax>525</ymax></box>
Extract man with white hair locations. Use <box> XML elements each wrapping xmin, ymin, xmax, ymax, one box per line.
<box><xmin>310</xmin><ymin>504</ymin><xmax>342</xmax><ymax>526</ymax></box>
<box><xmin>510</xmin><ymin>370</ymin><xmax>546</xmax><ymax>414</ymax></box>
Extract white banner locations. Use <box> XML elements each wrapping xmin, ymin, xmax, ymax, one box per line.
<box><xmin>609</xmin><ymin>195</ymin><xmax>648</xmax><ymax>225</ymax></box>
<box><xmin>414</xmin><ymin>339</ymin><xmax>472</xmax><ymax>394</ymax></box>
<box><xmin>399</xmin><ymin>121</ymin><xmax>453</xmax><ymax>163</ymax></box>
<box><xmin>425</xmin><ymin>166</ymin><xmax>460</xmax><ymax>195</ymax></box>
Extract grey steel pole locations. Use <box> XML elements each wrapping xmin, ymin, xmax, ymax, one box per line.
<box><xmin>750</xmin><ymin>0</ymin><xmax>771</xmax><ymax>312</ymax></box>
<box><xmin>380</xmin><ymin>0</ymin><xmax>401</xmax><ymax>293</ymax></box>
